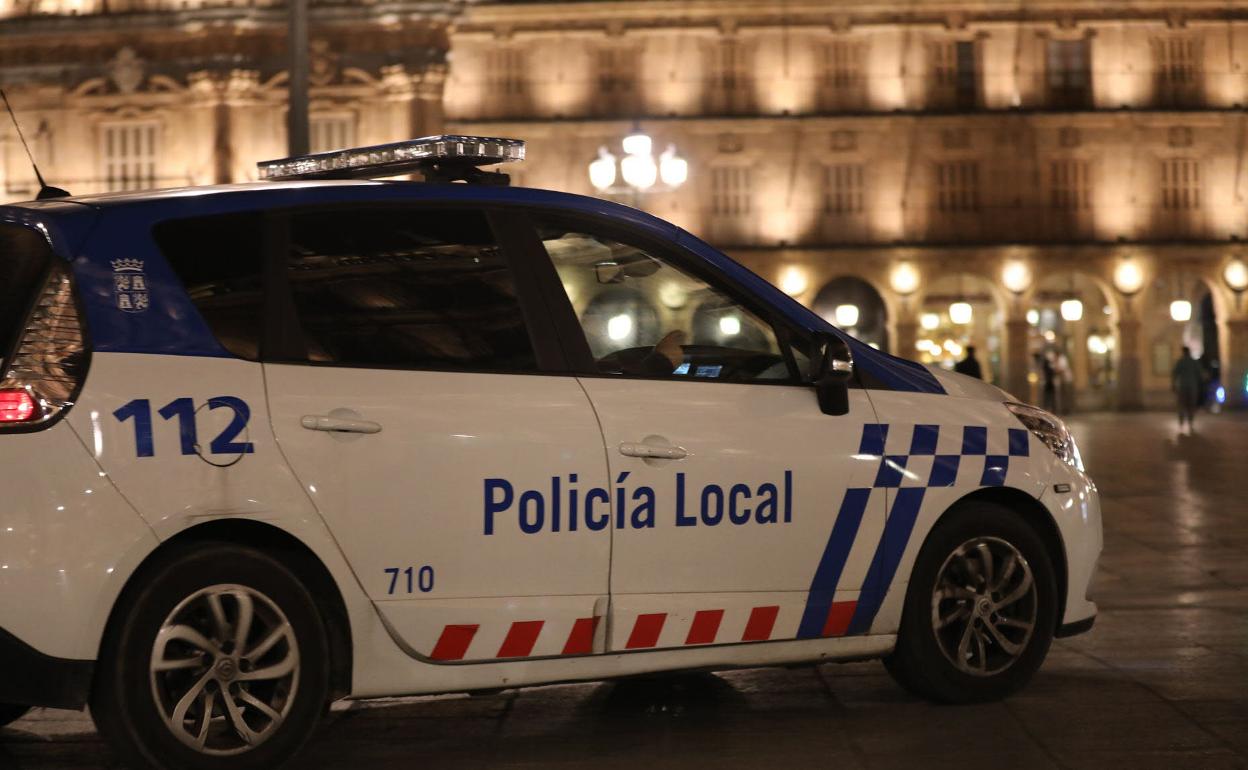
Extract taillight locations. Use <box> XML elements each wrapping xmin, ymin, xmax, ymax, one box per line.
<box><xmin>0</xmin><ymin>260</ymin><xmax>86</xmax><ymax>430</ymax></box>
<box><xmin>0</xmin><ymin>388</ymin><xmax>37</xmax><ymax>422</ymax></box>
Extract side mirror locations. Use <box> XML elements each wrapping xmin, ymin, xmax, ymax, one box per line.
<box><xmin>810</xmin><ymin>333</ymin><xmax>854</xmax><ymax>416</ymax></box>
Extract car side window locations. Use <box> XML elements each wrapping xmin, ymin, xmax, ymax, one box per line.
<box><xmin>534</xmin><ymin>218</ymin><xmax>792</xmax><ymax>383</ymax></box>
<box><xmin>285</xmin><ymin>208</ymin><xmax>538</xmax><ymax>372</ymax></box>
<box><xmin>154</xmin><ymin>212</ymin><xmax>265</xmax><ymax>360</ymax></box>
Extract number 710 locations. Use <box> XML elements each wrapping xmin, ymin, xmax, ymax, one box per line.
<box><xmin>384</xmin><ymin>566</ymin><xmax>435</xmax><ymax>595</ymax></box>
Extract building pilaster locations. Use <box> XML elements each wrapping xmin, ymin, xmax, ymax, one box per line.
<box><xmin>1116</xmin><ymin>316</ymin><xmax>1144</xmax><ymax>410</ymax></box>
<box><xmin>1004</xmin><ymin>318</ymin><xmax>1031</xmax><ymax>402</ymax></box>
<box><xmin>1220</xmin><ymin>317</ymin><xmax>1248</xmax><ymax>409</ymax></box>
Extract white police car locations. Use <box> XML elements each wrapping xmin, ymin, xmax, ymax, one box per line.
<box><xmin>0</xmin><ymin>136</ymin><xmax>1100</xmax><ymax>769</ymax></box>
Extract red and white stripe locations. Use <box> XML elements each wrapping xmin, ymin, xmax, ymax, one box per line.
<box><xmin>422</xmin><ymin>597</ymin><xmax>863</xmax><ymax>661</ymax></box>
<box><xmin>428</xmin><ymin>616</ymin><xmax>600</xmax><ymax>661</ymax></box>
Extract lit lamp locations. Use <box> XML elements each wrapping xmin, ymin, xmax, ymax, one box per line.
<box><xmin>890</xmin><ymin>261</ymin><xmax>920</xmax><ymax>297</ymax></box>
<box><xmin>1059</xmin><ymin>272</ymin><xmax>1083</xmax><ymax>322</ymax></box>
<box><xmin>949</xmin><ymin>301</ymin><xmax>973</xmax><ymax>325</ymax></box>
<box><xmin>834</xmin><ymin>304</ymin><xmax>860</xmax><ymax>328</ymax></box>
<box><xmin>620</xmin><ymin>147</ymin><xmax>657</xmax><ymax>190</ymax></box>
<box><xmin>1002</xmin><ymin>260</ymin><xmax>1032</xmax><ymax>296</ymax></box>
<box><xmin>588</xmin><ymin>147</ymin><xmax>617</xmax><ymax>192</ymax></box>
<box><xmin>607</xmin><ymin>313</ymin><xmax>633</xmax><ymax>341</ymax></box>
<box><xmin>589</xmin><ymin>132</ymin><xmax>686</xmax><ymax>198</ymax></box>
<box><xmin>1060</xmin><ymin>298</ymin><xmax>1084</xmax><ymax>322</ymax></box>
<box><xmin>778</xmin><ymin>266</ymin><xmax>809</xmax><ymax>297</ymax></box>
<box><xmin>1224</xmin><ymin>257</ymin><xmax>1248</xmax><ymax>309</ymax></box>
<box><xmin>659</xmin><ymin>145</ymin><xmax>688</xmax><ymax>187</ymax></box>
<box><xmin>1113</xmin><ymin>258</ymin><xmax>1145</xmax><ymax>297</ymax></box>
<box><xmin>1171</xmin><ymin>269</ymin><xmax>1193</xmax><ymax>322</ymax></box>
<box><xmin>920</xmin><ymin>312</ymin><xmax>940</xmax><ymax>330</ymax></box>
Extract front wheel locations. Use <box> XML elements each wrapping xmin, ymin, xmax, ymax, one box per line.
<box><xmin>884</xmin><ymin>502</ymin><xmax>1058</xmax><ymax>703</ymax></box>
<box><xmin>91</xmin><ymin>543</ymin><xmax>330</xmax><ymax>770</ymax></box>
<box><xmin>0</xmin><ymin>703</ymin><xmax>31</xmax><ymax>728</ymax></box>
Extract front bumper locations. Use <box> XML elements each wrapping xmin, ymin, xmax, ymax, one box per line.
<box><xmin>1056</xmin><ymin>616</ymin><xmax>1096</xmax><ymax>638</ymax></box>
<box><xmin>0</xmin><ymin>627</ymin><xmax>92</xmax><ymax>709</ymax></box>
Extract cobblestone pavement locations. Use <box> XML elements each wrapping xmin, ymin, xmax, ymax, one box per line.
<box><xmin>3</xmin><ymin>411</ymin><xmax>1246</xmax><ymax>770</ymax></box>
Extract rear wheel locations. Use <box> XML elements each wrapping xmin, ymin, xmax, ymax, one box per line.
<box><xmin>884</xmin><ymin>501</ymin><xmax>1057</xmax><ymax>703</ymax></box>
<box><xmin>0</xmin><ymin>703</ymin><xmax>31</xmax><ymax>728</ymax></box>
<box><xmin>91</xmin><ymin>543</ymin><xmax>330</xmax><ymax>770</ymax></box>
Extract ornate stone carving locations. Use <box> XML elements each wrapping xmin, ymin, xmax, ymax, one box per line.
<box><xmin>380</xmin><ymin>64</ymin><xmax>416</xmax><ymax>98</ymax></box>
<box><xmin>718</xmin><ymin>133</ymin><xmax>744</xmax><ymax>153</ymax></box>
<box><xmin>109</xmin><ymin>46</ymin><xmax>145</xmax><ymax>94</ymax></box>
<box><xmin>309</xmin><ymin>39</ymin><xmax>340</xmax><ymax>87</ymax></box>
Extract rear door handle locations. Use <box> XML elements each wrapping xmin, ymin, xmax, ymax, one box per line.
<box><xmin>300</xmin><ymin>415</ymin><xmax>382</xmax><ymax>434</ymax></box>
<box><xmin>619</xmin><ymin>442</ymin><xmax>687</xmax><ymax>460</ymax></box>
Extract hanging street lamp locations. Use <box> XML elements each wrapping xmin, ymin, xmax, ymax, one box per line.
<box><xmin>589</xmin><ymin>131</ymin><xmax>688</xmax><ymax>205</ymax></box>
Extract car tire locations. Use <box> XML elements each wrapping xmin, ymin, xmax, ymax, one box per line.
<box><xmin>91</xmin><ymin>543</ymin><xmax>330</xmax><ymax>770</ymax></box>
<box><xmin>0</xmin><ymin>703</ymin><xmax>30</xmax><ymax>728</ymax></box>
<box><xmin>883</xmin><ymin>501</ymin><xmax>1057</xmax><ymax>703</ymax></box>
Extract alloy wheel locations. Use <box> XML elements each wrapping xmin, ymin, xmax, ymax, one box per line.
<box><xmin>148</xmin><ymin>584</ymin><xmax>300</xmax><ymax>755</ymax></box>
<box><xmin>930</xmin><ymin>536</ymin><xmax>1037</xmax><ymax>677</ymax></box>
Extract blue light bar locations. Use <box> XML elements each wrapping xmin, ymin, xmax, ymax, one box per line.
<box><xmin>257</xmin><ymin>135</ymin><xmax>525</xmax><ymax>182</ymax></box>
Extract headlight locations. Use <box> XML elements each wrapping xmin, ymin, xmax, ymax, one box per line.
<box><xmin>1005</xmin><ymin>402</ymin><xmax>1085</xmax><ymax>472</ymax></box>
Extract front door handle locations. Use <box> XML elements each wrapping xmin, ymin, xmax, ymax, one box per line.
<box><xmin>300</xmin><ymin>415</ymin><xmax>382</xmax><ymax>434</ymax></box>
<box><xmin>619</xmin><ymin>442</ymin><xmax>687</xmax><ymax>460</ymax></box>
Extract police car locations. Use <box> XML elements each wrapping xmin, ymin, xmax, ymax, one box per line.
<box><xmin>0</xmin><ymin>136</ymin><xmax>1100</xmax><ymax>769</ymax></box>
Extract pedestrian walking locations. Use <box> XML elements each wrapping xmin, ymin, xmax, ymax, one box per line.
<box><xmin>1041</xmin><ymin>351</ymin><xmax>1058</xmax><ymax>413</ymax></box>
<box><xmin>953</xmin><ymin>344</ymin><xmax>983</xmax><ymax>379</ymax></box>
<box><xmin>1172</xmin><ymin>346</ymin><xmax>1203</xmax><ymax>431</ymax></box>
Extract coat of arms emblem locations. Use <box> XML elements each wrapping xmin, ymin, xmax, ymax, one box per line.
<box><xmin>111</xmin><ymin>259</ymin><xmax>149</xmax><ymax>313</ymax></box>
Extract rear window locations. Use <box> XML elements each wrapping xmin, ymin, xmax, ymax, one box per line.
<box><xmin>0</xmin><ymin>224</ymin><xmax>54</xmax><ymax>366</ymax></box>
<box><xmin>153</xmin><ymin>213</ymin><xmax>265</xmax><ymax>359</ymax></box>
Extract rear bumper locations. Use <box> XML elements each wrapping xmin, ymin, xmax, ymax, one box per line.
<box><xmin>0</xmin><ymin>627</ymin><xmax>92</xmax><ymax>709</ymax></box>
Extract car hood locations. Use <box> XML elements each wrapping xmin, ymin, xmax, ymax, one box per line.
<box><xmin>924</xmin><ymin>365</ymin><xmax>1015</xmax><ymax>402</ymax></box>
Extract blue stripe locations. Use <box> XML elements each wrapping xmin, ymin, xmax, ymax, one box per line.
<box><xmin>981</xmin><ymin>455</ymin><xmax>1009</xmax><ymax>486</ymax></box>
<box><xmin>874</xmin><ymin>456</ymin><xmax>907</xmax><ymax>488</ymax></box>
<box><xmin>961</xmin><ymin>426</ymin><xmax>987</xmax><ymax>455</ymax></box>
<box><xmin>910</xmin><ymin>424</ymin><xmax>939</xmax><ymax>455</ymax></box>
<box><xmin>1008</xmin><ymin>428</ymin><xmax>1030</xmax><ymax>456</ymax></box>
<box><xmin>859</xmin><ymin>424</ymin><xmax>888</xmax><ymax>456</ymax></box>
<box><xmin>930</xmin><ymin>455</ymin><xmax>960</xmax><ymax>487</ymax></box>
<box><xmin>846</xmin><ymin>487</ymin><xmax>926</xmax><ymax>635</ymax></box>
<box><xmin>797</xmin><ymin>488</ymin><xmax>872</xmax><ymax>639</ymax></box>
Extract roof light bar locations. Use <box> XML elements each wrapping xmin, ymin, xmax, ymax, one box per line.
<box><xmin>257</xmin><ymin>135</ymin><xmax>525</xmax><ymax>184</ymax></box>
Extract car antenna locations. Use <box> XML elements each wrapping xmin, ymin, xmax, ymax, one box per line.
<box><xmin>1</xmin><ymin>88</ymin><xmax>70</xmax><ymax>200</ymax></box>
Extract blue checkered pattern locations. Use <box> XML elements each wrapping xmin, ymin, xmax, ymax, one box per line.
<box><xmin>799</xmin><ymin>422</ymin><xmax>1031</xmax><ymax>640</ymax></box>
<box><xmin>863</xmin><ymin>424</ymin><xmax>1029</xmax><ymax>489</ymax></box>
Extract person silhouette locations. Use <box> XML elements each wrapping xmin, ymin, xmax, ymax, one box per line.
<box><xmin>954</xmin><ymin>344</ymin><xmax>983</xmax><ymax>380</ymax></box>
<box><xmin>1172</xmin><ymin>345</ymin><xmax>1202</xmax><ymax>432</ymax></box>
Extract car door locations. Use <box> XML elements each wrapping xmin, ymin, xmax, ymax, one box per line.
<box><xmin>522</xmin><ymin>213</ymin><xmax>889</xmax><ymax>653</ymax></box>
<box><xmin>263</xmin><ymin>205</ymin><xmax>611</xmax><ymax>662</ymax></box>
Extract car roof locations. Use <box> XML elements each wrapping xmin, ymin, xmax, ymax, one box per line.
<box><xmin>11</xmin><ymin>180</ymin><xmax>682</xmax><ymax>238</ymax></box>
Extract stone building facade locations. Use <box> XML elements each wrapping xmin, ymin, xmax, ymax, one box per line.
<box><xmin>0</xmin><ymin>0</ymin><xmax>454</xmax><ymax>195</ymax></box>
<box><xmin>2</xmin><ymin>0</ymin><xmax>1247</xmax><ymax>409</ymax></box>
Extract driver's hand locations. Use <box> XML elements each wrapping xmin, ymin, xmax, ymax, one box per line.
<box><xmin>655</xmin><ymin>330</ymin><xmax>686</xmax><ymax>367</ymax></box>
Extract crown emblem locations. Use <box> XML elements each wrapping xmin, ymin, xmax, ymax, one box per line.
<box><xmin>110</xmin><ymin>258</ymin><xmax>144</xmax><ymax>272</ymax></box>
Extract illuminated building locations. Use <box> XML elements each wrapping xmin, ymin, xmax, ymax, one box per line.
<box><xmin>2</xmin><ymin>0</ymin><xmax>1247</xmax><ymax>408</ymax></box>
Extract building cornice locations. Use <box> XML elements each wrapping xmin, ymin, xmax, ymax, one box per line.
<box><xmin>456</xmin><ymin>0</ymin><xmax>1248</xmax><ymax>34</ymax></box>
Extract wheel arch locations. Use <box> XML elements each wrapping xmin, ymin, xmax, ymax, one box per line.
<box><xmin>95</xmin><ymin>518</ymin><xmax>354</xmax><ymax>701</ymax></box>
<box><xmin>946</xmin><ymin>486</ymin><xmax>1069</xmax><ymax>632</ymax></box>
